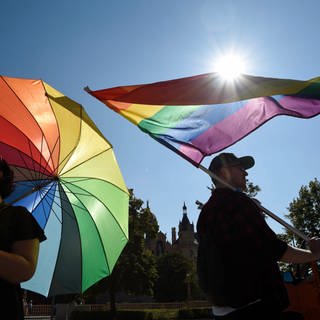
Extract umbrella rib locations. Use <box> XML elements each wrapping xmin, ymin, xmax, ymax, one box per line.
<box><xmin>8</xmin><ymin>178</ymin><xmax>54</xmax><ymax>208</ymax></box>
<box><xmin>30</xmin><ymin>183</ymin><xmax>57</xmax><ymax>222</ymax></box>
<box><xmin>0</xmin><ymin>117</ymin><xmax>52</xmax><ymax>180</ymax></box>
<box><xmin>38</xmin><ymin>186</ymin><xmax>63</xmax><ymax>225</ymax></box>
<box><xmin>61</xmin><ymin>181</ymin><xmax>128</xmax><ymax>276</ymax></box>
<box><xmin>70</xmin><ymin>189</ymin><xmax>112</xmax><ymax>275</ymax></box>
<box><xmin>63</xmin><ymin>179</ymin><xmax>128</xmax><ymax>241</ymax></box>
<box><xmin>15</xmin><ymin>159</ymin><xmax>37</xmax><ymax>183</ymax></box>
<box><xmin>1</xmin><ymin>77</ymin><xmax>54</xmax><ymax>175</ymax></box>
<box><xmin>57</xmin><ymin>105</ymin><xmax>113</xmax><ymax>177</ymax></box>
<box><xmin>62</xmin><ymin>177</ymin><xmax>128</xmax><ymax>196</ymax></box>
<box><xmin>38</xmin><ymin>134</ymin><xmax>57</xmax><ymax>178</ymax></box>
<box><xmin>45</xmin><ymin>184</ymin><xmax>94</xmax><ymax>222</ymax></box>
<box><xmin>38</xmin><ymin>79</ymin><xmax>63</xmax><ymax>176</ymax></box>
<box><xmin>41</xmin><ymin>136</ymin><xmax>61</xmax><ymax>176</ymax></box>
<box><xmin>59</xmin><ymin>148</ymin><xmax>112</xmax><ymax>177</ymax></box>
<box><xmin>54</xmin><ymin>145</ymin><xmax>78</xmax><ymax>176</ymax></box>
<box><xmin>39</xmin><ymin>189</ymin><xmax>54</xmax><ymax>224</ymax></box>
<box><xmin>14</xmin><ymin>146</ymin><xmax>51</xmax><ymax>183</ymax></box>
<box><xmin>45</xmin><ymin>92</ymin><xmax>84</xmax><ymax>175</ymax></box>
<box><xmin>40</xmin><ymin>184</ymin><xmax>86</xmax><ymax>223</ymax></box>
<box><xmin>41</xmin><ymin>88</ymin><xmax>67</xmax><ymax>176</ymax></box>
<box><xmin>27</xmin><ymin>139</ymin><xmax>45</xmax><ymax>181</ymax></box>
<box><xmin>29</xmin><ymin>182</ymin><xmax>81</xmax><ymax>226</ymax></box>
<box><xmin>33</xmin><ymin>133</ymin><xmax>52</xmax><ymax>180</ymax></box>
<box><xmin>58</xmin><ymin>182</ymin><xmax>102</xmax><ymax>214</ymax></box>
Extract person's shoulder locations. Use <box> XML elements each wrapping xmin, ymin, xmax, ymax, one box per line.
<box><xmin>213</xmin><ymin>187</ymin><xmax>237</xmax><ymax>195</ymax></box>
<box><xmin>4</xmin><ymin>205</ymin><xmax>29</xmax><ymax>213</ymax></box>
<box><xmin>2</xmin><ymin>205</ymin><xmax>33</xmax><ymax>221</ymax></box>
<box><xmin>211</xmin><ymin>187</ymin><xmax>240</xmax><ymax>202</ymax></box>
<box><xmin>197</xmin><ymin>190</ymin><xmax>230</xmax><ymax>224</ymax></box>
<box><xmin>216</xmin><ymin>188</ymin><xmax>251</xmax><ymax>201</ymax></box>
<box><xmin>6</xmin><ymin>205</ymin><xmax>47</xmax><ymax>241</ymax></box>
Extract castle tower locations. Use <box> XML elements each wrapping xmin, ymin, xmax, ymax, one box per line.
<box><xmin>171</xmin><ymin>227</ymin><xmax>177</xmax><ymax>243</ymax></box>
<box><xmin>179</xmin><ymin>202</ymin><xmax>194</xmax><ymax>234</ymax></box>
<box><xmin>173</xmin><ymin>202</ymin><xmax>197</xmax><ymax>265</ymax></box>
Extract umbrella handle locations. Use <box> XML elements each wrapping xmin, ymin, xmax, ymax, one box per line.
<box><xmin>198</xmin><ymin>164</ymin><xmax>309</xmax><ymax>241</ymax></box>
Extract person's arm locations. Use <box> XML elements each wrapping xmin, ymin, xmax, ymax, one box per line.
<box><xmin>0</xmin><ymin>238</ymin><xmax>40</xmax><ymax>283</ymax></box>
<box><xmin>280</xmin><ymin>238</ymin><xmax>320</xmax><ymax>264</ymax></box>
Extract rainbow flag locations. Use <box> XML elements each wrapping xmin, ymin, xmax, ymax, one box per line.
<box><xmin>86</xmin><ymin>73</ymin><xmax>320</xmax><ymax>166</ymax></box>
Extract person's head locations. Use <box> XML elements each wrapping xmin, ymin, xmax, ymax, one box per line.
<box><xmin>0</xmin><ymin>157</ymin><xmax>14</xmax><ymax>199</ymax></box>
<box><xmin>208</xmin><ymin>152</ymin><xmax>254</xmax><ymax>192</ymax></box>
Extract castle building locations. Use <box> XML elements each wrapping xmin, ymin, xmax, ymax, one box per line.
<box><xmin>146</xmin><ymin>202</ymin><xmax>198</xmax><ymax>266</ymax></box>
<box><xmin>171</xmin><ymin>202</ymin><xmax>198</xmax><ymax>265</ymax></box>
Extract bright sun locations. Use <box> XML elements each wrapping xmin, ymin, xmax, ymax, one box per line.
<box><xmin>214</xmin><ymin>53</ymin><xmax>247</xmax><ymax>81</ymax></box>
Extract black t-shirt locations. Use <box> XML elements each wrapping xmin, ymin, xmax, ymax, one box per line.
<box><xmin>0</xmin><ymin>204</ymin><xmax>46</xmax><ymax>319</ymax></box>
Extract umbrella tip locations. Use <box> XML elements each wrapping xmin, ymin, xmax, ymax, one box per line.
<box><xmin>84</xmin><ymin>86</ymin><xmax>91</xmax><ymax>93</ymax></box>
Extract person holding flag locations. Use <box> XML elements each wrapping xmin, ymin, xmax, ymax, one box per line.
<box><xmin>197</xmin><ymin>152</ymin><xmax>320</xmax><ymax>320</ymax></box>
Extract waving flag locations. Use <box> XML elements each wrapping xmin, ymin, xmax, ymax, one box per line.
<box><xmin>86</xmin><ymin>73</ymin><xmax>320</xmax><ymax>166</ymax></box>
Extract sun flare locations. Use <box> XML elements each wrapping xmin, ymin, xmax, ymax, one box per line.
<box><xmin>214</xmin><ymin>53</ymin><xmax>247</xmax><ymax>81</ymax></box>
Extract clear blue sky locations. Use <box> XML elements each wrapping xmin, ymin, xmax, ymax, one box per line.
<box><xmin>1</xmin><ymin>0</ymin><xmax>320</xmax><ymax>240</ymax></box>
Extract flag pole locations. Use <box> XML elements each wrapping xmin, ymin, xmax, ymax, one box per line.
<box><xmin>198</xmin><ymin>164</ymin><xmax>309</xmax><ymax>241</ymax></box>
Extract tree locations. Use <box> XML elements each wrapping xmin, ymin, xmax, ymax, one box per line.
<box><xmin>285</xmin><ymin>178</ymin><xmax>320</xmax><ymax>246</ymax></box>
<box><xmin>277</xmin><ymin>178</ymin><xmax>320</xmax><ymax>276</ymax></box>
<box><xmin>154</xmin><ymin>252</ymin><xmax>193</xmax><ymax>302</ymax></box>
<box><xmin>246</xmin><ymin>180</ymin><xmax>261</xmax><ymax>198</ymax></box>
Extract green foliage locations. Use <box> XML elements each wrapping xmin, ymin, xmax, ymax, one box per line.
<box><xmin>277</xmin><ymin>178</ymin><xmax>320</xmax><ymax>276</ymax></box>
<box><xmin>246</xmin><ymin>180</ymin><xmax>261</xmax><ymax>197</ymax></box>
<box><xmin>116</xmin><ymin>189</ymin><xmax>159</xmax><ymax>296</ymax></box>
<box><xmin>154</xmin><ymin>253</ymin><xmax>193</xmax><ymax>302</ymax></box>
<box><xmin>285</xmin><ymin>178</ymin><xmax>320</xmax><ymax>245</ymax></box>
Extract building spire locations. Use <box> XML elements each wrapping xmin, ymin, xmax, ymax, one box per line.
<box><xmin>183</xmin><ymin>202</ymin><xmax>187</xmax><ymax>215</ymax></box>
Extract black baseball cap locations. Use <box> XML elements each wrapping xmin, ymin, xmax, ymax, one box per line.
<box><xmin>209</xmin><ymin>152</ymin><xmax>255</xmax><ymax>174</ymax></box>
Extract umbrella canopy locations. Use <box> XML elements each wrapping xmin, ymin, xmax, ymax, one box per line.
<box><xmin>86</xmin><ymin>73</ymin><xmax>320</xmax><ymax>166</ymax></box>
<box><xmin>0</xmin><ymin>76</ymin><xmax>129</xmax><ymax>297</ymax></box>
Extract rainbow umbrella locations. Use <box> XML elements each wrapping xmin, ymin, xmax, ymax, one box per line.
<box><xmin>0</xmin><ymin>76</ymin><xmax>129</xmax><ymax>297</ymax></box>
